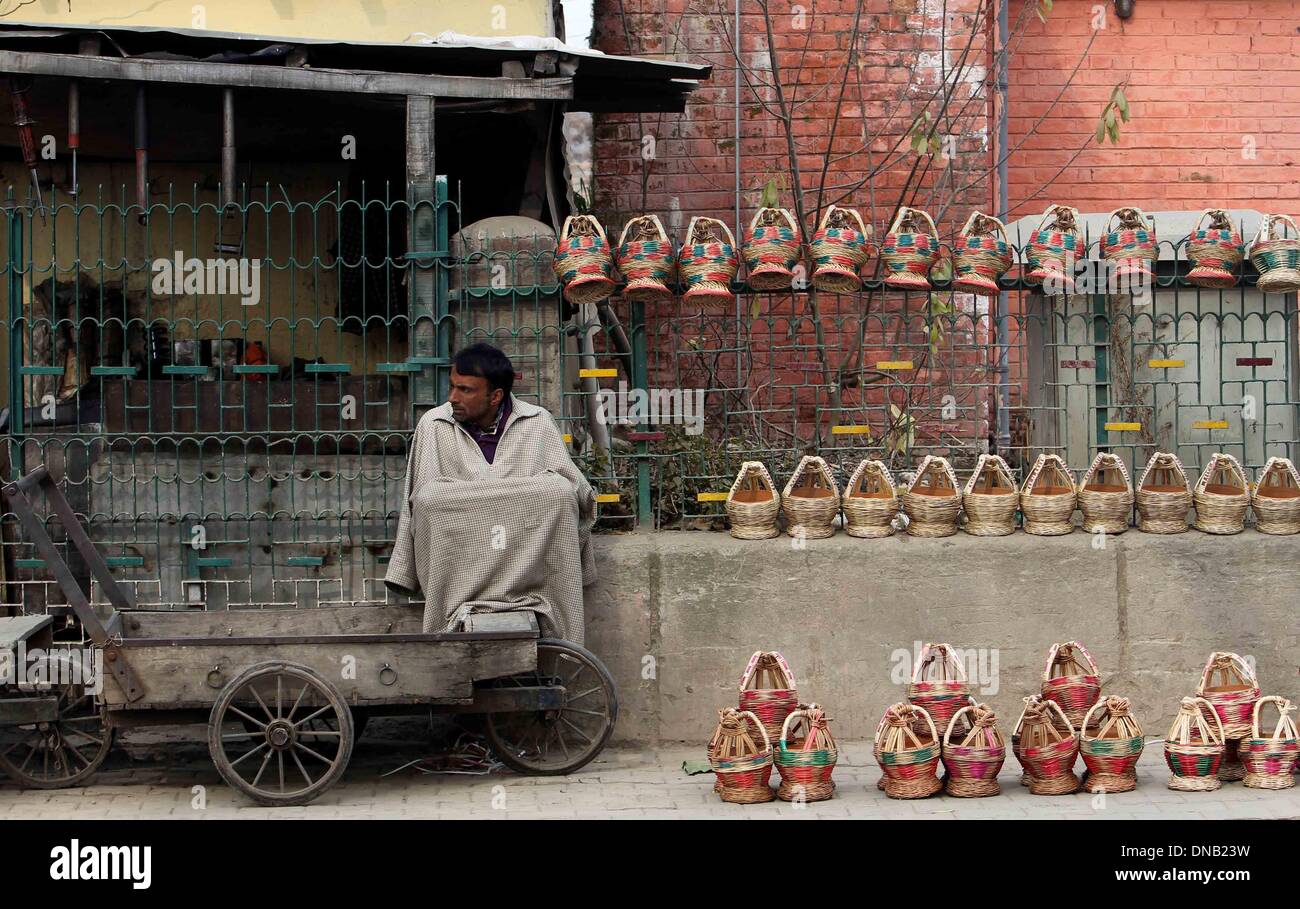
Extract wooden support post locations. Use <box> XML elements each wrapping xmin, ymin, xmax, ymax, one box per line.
<box><xmin>406</xmin><ymin>96</ymin><xmax>442</xmax><ymax>416</ymax></box>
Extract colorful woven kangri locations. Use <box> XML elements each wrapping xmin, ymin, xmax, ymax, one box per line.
<box><xmin>554</xmin><ymin>214</ymin><xmax>616</xmax><ymax>305</ymax></box>
<box><xmin>1041</xmin><ymin>640</ymin><xmax>1101</xmax><ymax>729</ymax></box>
<box><xmin>738</xmin><ymin>651</ymin><xmax>798</xmax><ymax>751</ymax></box>
<box><xmin>1252</xmin><ymin>457</ymin><xmax>1300</xmax><ymax>535</ymax></box>
<box><xmin>810</xmin><ymin>205</ymin><xmax>870</xmax><ymax>293</ymax></box>
<box><xmin>842</xmin><ymin>459</ymin><xmax>898</xmax><ymax>538</ymax></box>
<box><xmin>942</xmin><ymin>703</ymin><xmax>1005</xmax><ymax>798</ymax></box>
<box><xmin>1016</xmin><ymin>697</ymin><xmax>1079</xmax><ymax>795</ymax></box>
<box><xmin>962</xmin><ymin>454</ymin><xmax>1018</xmax><ymax>536</ymax></box>
<box><xmin>615</xmin><ymin>214</ymin><xmax>676</xmax><ymax>303</ymax></box>
<box><xmin>742</xmin><ymin>206</ymin><xmax>803</xmax><ymax>291</ymax></box>
<box><xmin>1078</xmin><ymin>452</ymin><xmax>1133</xmax><ymax>534</ymax></box>
<box><xmin>1011</xmin><ymin>696</ymin><xmax>1039</xmax><ymax>788</ymax></box>
<box><xmin>1020</xmin><ymin>453</ymin><xmax>1076</xmax><ymax>535</ymax></box>
<box><xmin>725</xmin><ymin>461</ymin><xmax>781</xmax><ymax>540</ymax></box>
<box><xmin>1165</xmin><ymin>696</ymin><xmax>1225</xmax><ymax>792</ymax></box>
<box><xmin>781</xmin><ymin>455</ymin><xmax>841</xmax><ymax>539</ymax></box>
<box><xmin>1136</xmin><ymin>451</ymin><xmax>1192</xmax><ymax>534</ymax></box>
<box><xmin>1240</xmin><ymin>696</ymin><xmax>1298</xmax><ymax>790</ymax></box>
<box><xmin>953</xmin><ymin>212</ymin><xmax>1012</xmax><ymax>296</ymax></box>
<box><xmin>775</xmin><ymin>704</ymin><xmax>838</xmax><ymax>802</ymax></box>
<box><xmin>1185</xmin><ymin>209</ymin><xmax>1244</xmax><ymax>288</ymax></box>
<box><xmin>902</xmin><ymin>455</ymin><xmax>962</xmax><ymax>537</ymax></box>
<box><xmin>907</xmin><ymin>643</ymin><xmax>972</xmax><ymax>735</ymax></box>
<box><xmin>1196</xmin><ymin>651</ymin><xmax>1260</xmax><ymax>741</ymax></box>
<box><xmin>679</xmin><ymin>217</ymin><xmax>739</xmax><ymax>304</ymax></box>
<box><xmin>1079</xmin><ymin>696</ymin><xmax>1145</xmax><ymax>793</ymax></box>
<box><xmin>881</xmin><ymin>206</ymin><xmax>940</xmax><ymax>290</ymax></box>
<box><xmin>1193</xmin><ymin>453</ymin><xmax>1249</xmax><ymax>535</ymax></box>
<box><xmin>875</xmin><ymin>703</ymin><xmax>943</xmax><ymax>799</ymax></box>
<box><xmin>1249</xmin><ymin>213</ymin><xmax>1300</xmax><ymax>294</ymax></box>
<box><xmin>1026</xmin><ymin>204</ymin><xmax>1082</xmax><ymax>292</ymax></box>
<box><xmin>708</xmin><ymin>708</ymin><xmax>774</xmax><ymax>804</ymax></box>
<box><xmin>1101</xmin><ymin>206</ymin><xmax>1158</xmax><ymax>281</ymax></box>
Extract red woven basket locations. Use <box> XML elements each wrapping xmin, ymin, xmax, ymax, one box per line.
<box><xmin>1241</xmin><ymin>696</ymin><xmax>1299</xmax><ymax>790</ymax></box>
<box><xmin>1026</xmin><ymin>204</ymin><xmax>1081</xmax><ymax>293</ymax></box>
<box><xmin>881</xmin><ymin>206</ymin><xmax>940</xmax><ymax>290</ymax></box>
<box><xmin>708</xmin><ymin>708</ymin><xmax>774</xmax><ymax>804</ymax></box>
<box><xmin>876</xmin><ymin>702</ymin><xmax>943</xmax><ymax>799</ymax></box>
<box><xmin>1101</xmin><ymin>206</ymin><xmax>1158</xmax><ymax>282</ymax></box>
<box><xmin>1196</xmin><ymin>651</ymin><xmax>1260</xmax><ymax>741</ymax></box>
<box><xmin>1165</xmin><ymin>696</ymin><xmax>1225</xmax><ymax>792</ymax></box>
<box><xmin>679</xmin><ymin>217</ymin><xmax>739</xmax><ymax>304</ymax></box>
<box><xmin>810</xmin><ymin>204</ymin><xmax>871</xmax><ymax>293</ymax></box>
<box><xmin>1017</xmin><ymin>697</ymin><xmax>1080</xmax><ymax>795</ymax></box>
<box><xmin>907</xmin><ymin>642</ymin><xmax>972</xmax><ymax>735</ymax></box>
<box><xmin>738</xmin><ymin>651</ymin><xmax>798</xmax><ymax>751</ymax></box>
<box><xmin>615</xmin><ymin>214</ymin><xmax>676</xmax><ymax>303</ymax></box>
<box><xmin>554</xmin><ymin>214</ymin><xmax>616</xmax><ymax>305</ymax></box>
<box><xmin>942</xmin><ymin>703</ymin><xmax>1005</xmax><ymax>798</ymax></box>
<box><xmin>953</xmin><ymin>211</ymin><xmax>1012</xmax><ymax>296</ymax></box>
<box><xmin>742</xmin><ymin>206</ymin><xmax>803</xmax><ymax>291</ymax></box>
<box><xmin>1079</xmin><ymin>695</ymin><xmax>1145</xmax><ymax>793</ymax></box>
<box><xmin>1185</xmin><ymin>209</ymin><xmax>1243</xmax><ymax>288</ymax></box>
<box><xmin>775</xmin><ymin>703</ymin><xmax>837</xmax><ymax>802</ymax></box>
<box><xmin>1041</xmin><ymin>640</ymin><xmax>1101</xmax><ymax>729</ymax></box>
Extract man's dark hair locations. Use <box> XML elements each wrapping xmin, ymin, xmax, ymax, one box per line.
<box><xmin>452</xmin><ymin>343</ymin><xmax>515</xmax><ymax>395</ymax></box>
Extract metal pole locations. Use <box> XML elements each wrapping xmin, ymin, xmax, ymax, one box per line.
<box><xmin>134</xmin><ymin>86</ymin><xmax>148</xmax><ymax>223</ymax></box>
<box><xmin>995</xmin><ymin>0</ymin><xmax>1011</xmax><ymax>452</ymax></box>
<box><xmin>221</xmin><ymin>88</ymin><xmax>235</xmax><ymax>209</ymax></box>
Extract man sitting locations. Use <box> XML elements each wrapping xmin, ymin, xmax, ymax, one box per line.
<box><xmin>385</xmin><ymin>343</ymin><xmax>595</xmax><ymax>642</ymax></box>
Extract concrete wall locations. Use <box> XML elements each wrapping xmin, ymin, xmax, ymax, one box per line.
<box><xmin>585</xmin><ymin>529</ymin><xmax>1300</xmax><ymax>746</ymax></box>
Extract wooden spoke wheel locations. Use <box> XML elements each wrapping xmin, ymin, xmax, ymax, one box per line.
<box><xmin>485</xmin><ymin>639</ymin><xmax>618</xmax><ymax>775</ymax></box>
<box><xmin>208</xmin><ymin>661</ymin><xmax>353</xmax><ymax>807</ymax></box>
<box><xmin>0</xmin><ymin>652</ymin><xmax>113</xmax><ymax>789</ymax></box>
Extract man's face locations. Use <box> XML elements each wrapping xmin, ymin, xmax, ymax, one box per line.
<box><xmin>449</xmin><ymin>368</ymin><xmax>502</xmax><ymax>426</ymax></box>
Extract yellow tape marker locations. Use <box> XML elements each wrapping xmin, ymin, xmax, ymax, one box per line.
<box><xmin>579</xmin><ymin>368</ymin><xmax>618</xmax><ymax>378</ymax></box>
<box><xmin>876</xmin><ymin>360</ymin><xmax>914</xmax><ymax>370</ymax></box>
<box><xmin>595</xmin><ymin>493</ymin><xmax>621</xmax><ymax>504</ymax></box>
<box><xmin>1104</xmin><ymin>422</ymin><xmax>1142</xmax><ymax>432</ymax></box>
<box><xmin>562</xmin><ymin>434</ymin><xmax>573</xmax><ymax>444</ymax></box>
<box><xmin>696</xmin><ymin>492</ymin><xmax>729</xmax><ymax>502</ymax></box>
<box><xmin>831</xmin><ymin>425</ymin><xmax>872</xmax><ymax>435</ymax></box>
<box><xmin>1148</xmin><ymin>359</ymin><xmax>1185</xmax><ymax>369</ymax></box>
<box><xmin>1193</xmin><ymin>420</ymin><xmax>1230</xmax><ymax>430</ymax></box>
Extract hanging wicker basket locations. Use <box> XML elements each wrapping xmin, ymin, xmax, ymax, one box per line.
<box><xmin>907</xmin><ymin>643</ymin><xmax>972</xmax><ymax>735</ymax></box>
<box><xmin>1196</xmin><ymin>651</ymin><xmax>1260</xmax><ymax>741</ymax></box>
<box><xmin>842</xmin><ymin>459</ymin><xmax>898</xmax><ymax>538</ymax></box>
<box><xmin>1026</xmin><ymin>204</ymin><xmax>1082</xmax><ymax>293</ymax></box>
<box><xmin>738</xmin><ymin>651</ymin><xmax>798</xmax><ymax>751</ymax></box>
<box><xmin>1186</xmin><ymin>209</ymin><xmax>1244</xmax><ymax>288</ymax></box>
<box><xmin>876</xmin><ymin>703</ymin><xmax>943</xmax><ymax>799</ymax></box>
<box><xmin>1135</xmin><ymin>451</ymin><xmax>1192</xmax><ymax>534</ymax></box>
<box><xmin>942</xmin><ymin>703</ymin><xmax>1006</xmax><ymax>798</ymax></box>
<box><xmin>554</xmin><ymin>214</ymin><xmax>616</xmax><ymax>305</ymax></box>
<box><xmin>1078</xmin><ymin>452</ymin><xmax>1134</xmax><ymax>534</ymax></box>
<box><xmin>775</xmin><ymin>703</ymin><xmax>838</xmax><ymax>802</ymax></box>
<box><xmin>953</xmin><ymin>211</ymin><xmax>1012</xmax><ymax>296</ymax></box>
<box><xmin>782</xmin><ymin>455</ymin><xmax>841</xmax><ymax>539</ymax></box>
<box><xmin>881</xmin><ymin>207</ymin><xmax>940</xmax><ymax>290</ymax></box>
<box><xmin>810</xmin><ymin>205</ymin><xmax>871</xmax><ymax>293</ymax></box>
<box><xmin>708</xmin><ymin>708</ymin><xmax>775</xmax><ymax>804</ymax></box>
<box><xmin>1041</xmin><ymin>640</ymin><xmax>1101</xmax><ymax>730</ymax></box>
<box><xmin>1016</xmin><ymin>697</ymin><xmax>1080</xmax><ymax>795</ymax></box>
<box><xmin>615</xmin><ymin>214</ymin><xmax>676</xmax><ymax>303</ymax></box>
<box><xmin>901</xmin><ymin>455</ymin><xmax>962</xmax><ymax>537</ymax></box>
<box><xmin>679</xmin><ymin>217</ymin><xmax>740</xmax><ymax>304</ymax></box>
<box><xmin>962</xmin><ymin>454</ymin><xmax>1019</xmax><ymax>536</ymax></box>
<box><xmin>1079</xmin><ymin>696</ymin><xmax>1145</xmax><ymax>793</ymax></box>
<box><xmin>725</xmin><ymin>461</ymin><xmax>781</xmax><ymax>540</ymax></box>
<box><xmin>1020</xmin><ymin>453</ymin><xmax>1077</xmax><ymax>535</ymax></box>
<box><xmin>1193</xmin><ymin>453</ymin><xmax>1249</xmax><ymax>535</ymax></box>
<box><xmin>1241</xmin><ymin>696</ymin><xmax>1298</xmax><ymax>790</ymax></box>
<box><xmin>1252</xmin><ymin>456</ymin><xmax>1300</xmax><ymax>535</ymax></box>
<box><xmin>1165</xmin><ymin>696</ymin><xmax>1225</xmax><ymax>792</ymax></box>
<box><xmin>742</xmin><ymin>207</ymin><xmax>803</xmax><ymax>291</ymax></box>
<box><xmin>1249</xmin><ymin>213</ymin><xmax>1300</xmax><ymax>294</ymax></box>
<box><xmin>1101</xmin><ymin>207</ymin><xmax>1158</xmax><ymax>281</ymax></box>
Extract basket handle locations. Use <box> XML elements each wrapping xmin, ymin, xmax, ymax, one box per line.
<box><xmin>912</xmin><ymin>703</ymin><xmax>940</xmax><ymax>743</ymax></box>
<box><xmin>1080</xmin><ymin>697</ymin><xmax>1108</xmax><ymax>736</ymax></box>
<box><xmin>1189</xmin><ymin>695</ymin><xmax>1225</xmax><ymax>744</ymax></box>
<box><xmin>1192</xmin><ymin>209</ymin><xmax>1232</xmax><ymax>234</ymax></box>
<box><xmin>616</xmin><ymin>214</ymin><xmax>667</xmax><ymax>248</ymax></box>
<box><xmin>1042</xmin><ymin>697</ymin><xmax>1077</xmax><ymax>738</ymax></box>
<box><xmin>1104</xmin><ymin>207</ymin><xmax>1150</xmax><ymax>232</ymax></box>
<box><xmin>562</xmin><ymin>214</ymin><xmax>607</xmax><ymax>245</ymax></box>
<box><xmin>1195</xmin><ymin>453</ymin><xmax>1245</xmax><ymax>494</ymax></box>
<box><xmin>779</xmin><ymin>706</ymin><xmax>805</xmax><ymax>749</ymax></box>
<box><xmin>747</xmin><ymin>206</ymin><xmax>797</xmax><ymax>237</ymax></box>
<box><xmin>1252</xmin><ymin>694</ymin><xmax>1284</xmax><ymax>740</ymax></box>
<box><xmin>739</xmin><ymin>650</ymin><xmax>795</xmax><ymax>691</ymax></box>
<box><xmin>943</xmin><ymin>704</ymin><xmax>986</xmax><ymax>748</ymax></box>
<box><xmin>1197</xmin><ymin>650</ymin><xmax>1256</xmax><ymax>693</ymax></box>
<box><xmin>886</xmin><ymin>206</ymin><xmax>915</xmax><ymax>237</ymax></box>
<box><xmin>737</xmin><ymin>708</ymin><xmax>771</xmax><ymax>753</ymax></box>
<box><xmin>1033</xmin><ymin>205</ymin><xmax>1062</xmax><ymax>233</ymax></box>
<box><xmin>1253</xmin><ymin>213</ymin><xmax>1300</xmax><ymax>247</ymax></box>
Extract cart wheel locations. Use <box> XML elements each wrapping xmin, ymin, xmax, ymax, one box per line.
<box><xmin>208</xmin><ymin>661</ymin><xmax>353</xmax><ymax>807</ymax></box>
<box><xmin>484</xmin><ymin>639</ymin><xmax>618</xmax><ymax>775</ymax></box>
<box><xmin>0</xmin><ymin>651</ymin><xmax>113</xmax><ymax>789</ymax></box>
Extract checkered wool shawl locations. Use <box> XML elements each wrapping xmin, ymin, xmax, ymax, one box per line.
<box><xmin>385</xmin><ymin>396</ymin><xmax>596</xmax><ymax>642</ymax></box>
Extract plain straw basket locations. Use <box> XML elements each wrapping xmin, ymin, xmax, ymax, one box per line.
<box><xmin>1016</xmin><ymin>697</ymin><xmax>1080</xmax><ymax>795</ymax></box>
<box><xmin>1186</xmin><ymin>209</ymin><xmax>1244</xmax><ymax>288</ymax></box>
<box><xmin>1011</xmin><ymin>695</ymin><xmax>1044</xmax><ymax>788</ymax></box>
<box><xmin>1252</xmin><ymin>457</ymin><xmax>1300</xmax><ymax>534</ymax></box>
<box><xmin>1041</xmin><ymin>640</ymin><xmax>1101</xmax><ymax>729</ymax></box>
<box><xmin>942</xmin><ymin>703</ymin><xmax>1006</xmax><ymax>798</ymax></box>
<box><xmin>1248</xmin><ymin>213</ymin><xmax>1300</xmax><ymax>294</ymax></box>
<box><xmin>901</xmin><ymin>455</ymin><xmax>962</xmax><ymax>537</ymax></box>
<box><xmin>738</xmin><ymin>651</ymin><xmax>798</xmax><ymax>751</ymax></box>
<box><xmin>1026</xmin><ymin>204</ymin><xmax>1082</xmax><ymax>292</ymax></box>
<box><xmin>907</xmin><ymin>642</ymin><xmax>972</xmax><ymax>736</ymax></box>
<box><xmin>1164</xmin><ymin>696</ymin><xmax>1225</xmax><ymax>792</ymax></box>
<box><xmin>742</xmin><ymin>207</ymin><xmax>803</xmax><ymax>291</ymax></box>
<box><xmin>725</xmin><ymin>461</ymin><xmax>781</xmax><ymax>540</ymax></box>
<box><xmin>1101</xmin><ymin>207</ymin><xmax>1158</xmax><ymax>281</ymax></box>
<box><xmin>554</xmin><ymin>214</ymin><xmax>616</xmax><ymax>305</ymax></box>
<box><xmin>842</xmin><ymin>459</ymin><xmax>899</xmax><ymax>538</ymax></box>
<box><xmin>881</xmin><ymin>206</ymin><xmax>940</xmax><ymax>290</ymax></box>
<box><xmin>775</xmin><ymin>703</ymin><xmax>838</xmax><ymax>802</ymax></box>
<box><xmin>1079</xmin><ymin>696</ymin><xmax>1145</xmax><ymax>793</ymax></box>
<box><xmin>1078</xmin><ymin>452</ymin><xmax>1133</xmax><ymax>534</ymax></box>
<box><xmin>1020</xmin><ymin>453</ymin><xmax>1077</xmax><ymax>535</ymax></box>
<box><xmin>962</xmin><ymin>454</ymin><xmax>1019</xmax><ymax>536</ymax></box>
<box><xmin>810</xmin><ymin>204</ymin><xmax>871</xmax><ymax>293</ymax></box>
<box><xmin>1192</xmin><ymin>453</ymin><xmax>1249</xmax><ymax>534</ymax></box>
<box><xmin>614</xmin><ymin>214</ymin><xmax>676</xmax><ymax>303</ymax></box>
<box><xmin>1196</xmin><ymin>651</ymin><xmax>1260</xmax><ymax>741</ymax></box>
<box><xmin>1240</xmin><ymin>696</ymin><xmax>1298</xmax><ymax>790</ymax></box>
<box><xmin>875</xmin><ymin>703</ymin><xmax>943</xmax><ymax>799</ymax></box>
<box><xmin>708</xmin><ymin>708</ymin><xmax>775</xmax><ymax>804</ymax></box>
<box><xmin>679</xmin><ymin>217</ymin><xmax>739</xmax><ymax>304</ymax></box>
<box><xmin>1135</xmin><ymin>451</ymin><xmax>1192</xmax><ymax>533</ymax></box>
<box><xmin>953</xmin><ymin>211</ymin><xmax>1012</xmax><ymax>296</ymax></box>
<box><xmin>782</xmin><ymin>455</ymin><xmax>841</xmax><ymax>539</ymax></box>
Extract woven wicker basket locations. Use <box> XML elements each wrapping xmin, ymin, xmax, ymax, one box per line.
<box><xmin>1219</xmin><ymin>736</ymin><xmax>1246</xmax><ymax>782</ymax></box>
<box><xmin>742</xmin><ymin>207</ymin><xmax>803</xmax><ymax>291</ymax></box>
<box><xmin>1186</xmin><ymin>209</ymin><xmax>1244</xmax><ymax>288</ymax></box>
<box><xmin>1165</xmin><ymin>696</ymin><xmax>1225</xmax><ymax>792</ymax></box>
<box><xmin>615</xmin><ymin>214</ymin><xmax>676</xmax><ymax>303</ymax></box>
<box><xmin>962</xmin><ymin>453</ymin><xmax>1019</xmax><ymax>536</ymax></box>
<box><xmin>907</xmin><ymin>643</ymin><xmax>972</xmax><ymax>736</ymax></box>
<box><xmin>1010</xmin><ymin>695</ymin><xmax>1044</xmax><ymax>788</ymax></box>
<box><xmin>708</xmin><ymin>708</ymin><xmax>775</xmax><ymax>804</ymax></box>
<box><xmin>1078</xmin><ymin>452</ymin><xmax>1134</xmax><ymax>534</ymax></box>
<box><xmin>953</xmin><ymin>212</ymin><xmax>1012</xmax><ymax>296</ymax></box>
<box><xmin>876</xmin><ymin>702</ymin><xmax>943</xmax><ymax>799</ymax></box>
<box><xmin>1080</xmin><ymin>696</ymin><xmax>1145</xmax><ymax>793</ymax></box>
<box><xmin>942</xmin><ymin>703</ymin><xmax>1005</xmax><ymax>798</ymax></box>
<box><xmin>1017</xmin><ymin>697</ymin><xmax>1079</xmax><ymax>795</ymax></box>
<box><xmin>1136</xmin><ymin>451</ymin><xmax>1191</xmax><ymax>533</ymax></box>
<box><xmin>1193</xmin><ymin>452</ymin><xmax>1249</xmax><ymax>534</ymax></box>
<box><xmin>1196</xmin><ymin>651</ymin><xmax>1260</xmax><ymax>741</ymax></box>
<box><xmin>1026</xmin><ymin>204</ymin><xmax>1082</xmax><ymax>293</ymax></box>
<box><xmin>842</xmin><ymin>459</ymin><xmax>898</xmax><ymax>538</ymax></box>
<box><xmin>554</xmin><ymin>214</ymin><xmax>616</xmax><ymax>305</ymax></box>
<box><xmin>1252</xmin><ymin>457</ymin><xmax>1300</xmax><ymax>534</ymax></box>
<box><xmin>679</xmin><ymin>217</ymin><xmax>739</xmax><ymax>304</ymax></box>
<box><xmin>1249</xmin><ymin>213</ymin><xmax>1300</xmax><ymax>294</ymax></box>
<box><xmin>738</xmin><ymin>651</ymin><xmax>798</xmax><ymax>751</ymax></box>
<box><xmin>781</xmin><ymin>455</ymin><xmax>840</xmax><ymax>539</ymax></box>
<box><xmin>1041</xmin><ymin>640</ymin><xmax>1101</xmax><ymax>730</ymax></box>
<box><xmin>775</xmin><ymin>703</ymin><xmax>838</xmax><ymax>802</ymax></box>
<box><xmin>1101</xmin><ymin>207</ymin><xmax>1158</xmax><ymax>282</ymax></box>
<box><xmin>725</xmin><ymin>461</ymin><xmax>781</xmax><ymax>540</ymax></box>
<box><xmin>810</xmin><ymin>205</ymin><xmax>871</xmax><ymax>293</ymax></box>
<box><xmin>901</xmin><ymin>455</ymin><xmax>962</xmax><ymax>537</ymax></box>
<box><xmin>1241</xmin><ymin>696</ymin><xmax>1298</xmax><ymax>790</ymax></box>
<box><xmin>1020</xmin><ymin>453</ymin><xmax>1076</xmax><ymax>535</ymax></box>
<box><xmin>881</xmin><ymin>207</ymin><xmax>940</xmax><ymax>290</ymax></box>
